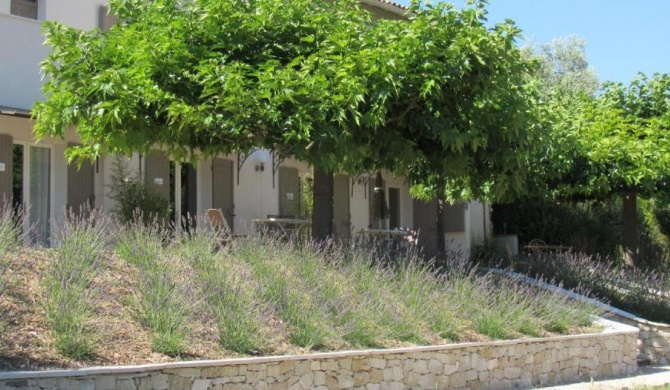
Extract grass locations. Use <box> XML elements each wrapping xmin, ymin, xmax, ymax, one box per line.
<box><xmin>0</xmin><ymin>210</ymin><xmax>605</xmax><ymax>368</ymax></box>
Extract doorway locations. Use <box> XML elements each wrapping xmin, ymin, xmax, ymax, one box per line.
<box><xmin>12</xmin><ymin>144</ymin><xmax>51</xmax><ymax>244</ymax></box>
<box><xmin>170</xmin><ymin>161</ymin><xmax>197</xmax><ymax>230</ymax></box>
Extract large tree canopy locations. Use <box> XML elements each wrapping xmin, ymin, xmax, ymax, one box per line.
<box><xmin>34</xmin><ymin>0</ymin><xmax>538</xmax><ymax>240</ymax></box>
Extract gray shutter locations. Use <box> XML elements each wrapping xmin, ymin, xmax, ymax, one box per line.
<box><xmin>144</xmin><ymin>151</ymin><xmax>170</xmax><ymax>201</ymax></box>
<box><xmin>388</xmin><ymin>187</ymin><xmax>400</xmax><ymax>229</ymax></box>
<box><xmin>368</xmin><ymin>178</ymin><xmax>386</xmax><ymax>228</ymax></box>
<box><xmin>444</xmin><ymin>203</ymin><xmax>466</xmax><ymax>232</ymax></box>
<box><xmin>333</xmin><ymin>174</ymin><xmax>350</xmax><ymax>241</ymax></box>
<box><xmin>212</xmin><ymin>158</ymin><xmax>234</xmax><ymax>231</ymax></box>
<box><xmin>66</xmin><ymin>143</ymin><xmax>95</xmax><ymax>213</ymax></box>
<box><xmin>413</xmin><ymin>199</ymin><xmax>439</xmax><ymax>258</ymax></box>
<box><xmin>278</xmin><ymin>166</ymin><xmax>299</xmax><ymax>218</ymax></box>
<box><xmin>11</xmin><ymin>0</ymin><xmax>38</xmax><ymax>19</ymax></box>
<box><xmin>99</xmin><ymin>5</ymin><xmax>118</xmax><ymax>31</ymax></box>
<box><xmin>0</xmin><ymin>134</ymin><xmax>13</xmax><ymax>204</ymax></box>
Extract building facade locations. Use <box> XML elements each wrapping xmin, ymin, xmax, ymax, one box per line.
<box><xmin>0</xmin><ymin>0</ymin><xmax>490</xmax><ymax>256</ymax></box>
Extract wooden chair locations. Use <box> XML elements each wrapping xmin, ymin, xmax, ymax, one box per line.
<box><xmin>206</xmin><ymin>208</ymin><xmax>232</xmax><ymax>244</ymax></box>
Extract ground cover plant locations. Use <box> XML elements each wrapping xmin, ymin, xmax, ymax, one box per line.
<box><xmin>511</xmin><ymin>251</ymin><xmax>670</xmax><ymax>324</ymax></box>
<box><xmin>0</xmin><ymin>210</ymin><xmax>603</xmax><ymax>370</ymax></box>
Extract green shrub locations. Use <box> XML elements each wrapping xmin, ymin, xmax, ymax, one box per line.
<box><xmin>492</xmin><ymin>198</ymin><xmax>670</xmax><ymax>268</ymax></box>
<box><xmin>108</xmin><ymin>157</ymin><xmax>172</xmax><ymax>226</ymax></box>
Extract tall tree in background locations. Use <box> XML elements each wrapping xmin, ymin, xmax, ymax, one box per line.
<box><xmin>572</xmin><ymin>74</ymin><xmax>670</xmax><ymax>265</ymax></box>
<box><xmin>523</xmin><ymin>36</ymin><xmax>670</xmax><ymax>265</ymax></box>
<box><xmin>34</xmin><ymin>0</ymin><xmax>537</xmax><ymax>242</ymax></box>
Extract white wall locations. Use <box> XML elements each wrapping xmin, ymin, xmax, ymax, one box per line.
<box><xmin>233</xmin><ymin>149</ymin><xmax>277</xmax><ymax>234</ymax></box>
<box><xmin>0</xmin><ymin>13</ymin><xmax>47</xmax><ymax>110</ymax></box>
<box><xmin>42</xmin><ymin>0</ymin><xmax>108</xmax><ymax>31</ymax></box>
<box><xmin>350</xmin><ymin>175</ymin><xmax>368</xmax><ymax>233</ymax></box>
<box><xmin>0</xmin><ymin>0</ymin><xmax>10</xmax><ymax>14</ymax></box>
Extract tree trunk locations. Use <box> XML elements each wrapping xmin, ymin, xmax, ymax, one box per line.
<box><xmin>312</xmin><ymin>166</ymin><xmax>334</xmax><ymax>241</ymax></box>
<box><xmin>621</xmin><ymin>192</ymin><xmax>638</xmax><ymax>267</ymax></box>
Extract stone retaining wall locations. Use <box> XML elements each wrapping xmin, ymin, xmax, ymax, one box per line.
<box><xmin>0</xmin><ymin>319</ymin><xmax>637</xmax><ymax>390</ymax></box>
<box><xmin>606</xmin><ymin>313</ymin><xmax>670</xmax><ymax>365</ymax></box>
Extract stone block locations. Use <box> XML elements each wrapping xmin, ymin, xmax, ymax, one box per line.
<box><xmin>413</xmin><ymin>360</ymin><xmax>429</xmax><ymax>374</ymax></box>
<box><xmin>444</xmin><ymin>363</ymin><xmax>459</xmax><ymax>376</ymax></box>
<box><xmin>222</xmin><ymin>384</ymin><xmax>253</xmax><ymax>390</ymax></box>
<box><xmin>451</xmin><ymin>372</ymin><xmax>466</xmax><ymax>388</ymax></box>
<box><xmin>418</xmin><ymin>374</ymin><xmax>436</xmax><ymax>389</ymax></box>
<box><xmin>369</xmin><ymin>369</ymin><xmax>383</xmax><ymax>383</ymax></box>
<box><xmin>504</xmin><ymin>366</ymin><xmax>521</xmax><ymax>379</ymax></box>
<box><xmin>152</xmin><ymin>374</ymin><xmax>170</xmax><ymax>390</ymax></box>
<box><xmin>337</xmin><ymin>374</ymin><xmax>354</xmax><ymax>388</ymax></box>
<box><xmin>77</xmin><ymin>379</ymin><xmax>95</xmax><ymax>390</ymax></box>
<box><xmin>325</xmin><ymin>374</ymin><xmax>338</xmax><ymax>389</ymax></box>
<box><xmin>116</xmin><ymin>379</ymin><xmax>137</xmax><ymax>390</ymax></box>
<box><xmin>36</xmin><ymin>378</ymin><xmax>59</xmax><ymax>389</ymax></box>
<box><xmin>351</xmin><ymin>358</ymin><xmax>370</xmax><ymax>371</ymax></box>
<box><xmin>353</xmin><ymin>372</ymin><xmax>370</xmax><ymax>386</ymax></box>
<box><xmin>369</xmin><ymin>358</ymin><xmax>386</xmax><ymax>369</ymax></box>
<box><xmin>321</xmin><ymin>361</ymin><xmax>339</xmax><ymax>371</ymax></box>
<box><xmin>387</xmin><ymin>382</ymin><xmax>404</xmax><ymax>390</ymax></box>
<box><xmin>164</xmin><ymin>368</ymin><xmax>202</xmax><ymax>378</ymax></box>
<box><xmin>339</xmin><ymin>358</ymin><xmax>352</xmax><ymax>371</ymax></box>
<box><xmin>428</xmin><ymin>359</ymin><xmax>442</xmax><ymax>374</ymax></box>
<box><xmin>314</xmin><ymin>371</ymin><xmax>326</xmax><ymax>386</ymax></box>
<box><xmin>365</xmin><ymin>384</ymin><xmax>381</xmax><ymax>390</ymax></box>
<box><xmin>203</xmin><ymin>366</ymin><xmax>240</xmax><ymax>378</ymax></box>
<box><xmin>191</xmin><ymin>379</ymin><xmax>212</xmax><ymax>390</ymax></box>
<box><xmin>134</xmin><ymin>376</ymin><xmax>153</xmax><ymax>390</ymax></box>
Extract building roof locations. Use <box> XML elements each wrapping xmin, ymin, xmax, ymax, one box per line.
<box><xmin>360</xmin><ymin>0</ymin><xmax>408</xmax><ymax>16</ymax></box>
<box><xmin>0</xmin><ymin>105</ymin><xmax>31</xmax><ymax>118</ymax></box>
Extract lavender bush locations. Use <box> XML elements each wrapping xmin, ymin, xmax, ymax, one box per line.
<box><xmin>42</xmin><ymin>208</ymin><xmax>112</xmax><ymax>359</ymax></box>
<box><xmin>518</xmin><ymin>251</ymin><xmax>670</xmax><ymax>323</ymax></box>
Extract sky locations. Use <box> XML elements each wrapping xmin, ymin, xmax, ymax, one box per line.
<box><xmin>396</xmin><ymin>0</ymin><xmax>670</xmax><ymax>85</ymax></box>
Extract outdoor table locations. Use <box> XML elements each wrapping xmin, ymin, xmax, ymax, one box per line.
<box><xmin>251</xmin><ymin>218</ymin><xmax>311</xmax><ymax>239</ymax></box>
<box><xmin>356</xmin><ymin>228</ymin><xmax>411</xmax><ymax>248</ymax></box>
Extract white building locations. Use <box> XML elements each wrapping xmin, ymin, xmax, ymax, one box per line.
<box><xmin>0</xmin><ymin>0</ymin><xmax>490</xmax><ymax>256</ymax></box>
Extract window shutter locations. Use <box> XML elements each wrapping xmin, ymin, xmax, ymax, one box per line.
<box><xmin>99</xmin><ymin>5</ymin><xmax>118</xmax><ymax>31</ymax></box>
<box><xmin>0</xmin><ymin>134</ymin><xmax>13</xmax><ymax>203</ymax></box>
<box><xmin>10</xmin><ymin>0</ymin><xmax>38</xmax><ymax>19</ymax></box>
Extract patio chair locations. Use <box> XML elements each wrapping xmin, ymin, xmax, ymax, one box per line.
<box><xmin>206</xmin><ymin>208</ymin><xmax>232</xmax><ymax>245</ymax></box>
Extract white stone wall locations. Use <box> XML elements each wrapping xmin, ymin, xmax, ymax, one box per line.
<box><xmin>0</xmin><ymin>319</ymin><xmax>638</xmax><ymax>390</ymax></box>
<box><xmin>607</xmin><ymin>313</ymin><xmax>670</xmax><ymax>365</ymax></box>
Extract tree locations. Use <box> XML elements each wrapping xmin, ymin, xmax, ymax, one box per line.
<box><xmin>517</xmin><ymin>36</ymin><xmax>670</xmax><ymax>265</ymax></box>
<box><xmin>34</xmin><ymin>0</ymin><xmax>538</xmax><ymax>243</ymax></box>
<box><xmin>569</xmin><ymin>74</ymin><xmax>670</xmax><ymax>265</ymax></box>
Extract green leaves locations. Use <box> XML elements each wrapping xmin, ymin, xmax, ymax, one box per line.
<box><xmin>35</xmin><ymin>0</ymin><xmax>537</xmax><ymax>202</ymax></box>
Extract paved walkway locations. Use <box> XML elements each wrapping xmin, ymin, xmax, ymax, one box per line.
<box><xmin>541</xmin><ymin>366</ymin><xmax>670</xmax><ymax>389</ymax></box>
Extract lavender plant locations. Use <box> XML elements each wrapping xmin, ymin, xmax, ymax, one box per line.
<box><xmin>116</xmin><ymin>221</ymin><xmax>192</xmax><ymax>356</ymax></box>
<box><xmin>177</xmin><ymin>218</ymin><xmax>267</xmax><ymax>354</ymax></box>
<box><xmin>520</xmin><ymin>251</ymin><xmax>670</xmax><ymax>323</ymax></box>
<box><xmin>42</xmin><ymin>208</ymin><xmax>112</xmax><ymax>359</ymax></box>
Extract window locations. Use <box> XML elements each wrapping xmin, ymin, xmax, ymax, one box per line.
<box><xmin>10</xmin><ymin>0</ymin><xmax>38</xmax><ymax>20</ymax></box>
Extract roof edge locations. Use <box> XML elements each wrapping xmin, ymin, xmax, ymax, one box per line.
<box><xmin>359</xmin><ymin>0</ymin><xmax>408</xmax><ymax>17</ymax></box>
<box><xmin>0</xmin><ymin>105</ymin><xmax>31</xmax><ymax>118</ymax></box>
